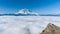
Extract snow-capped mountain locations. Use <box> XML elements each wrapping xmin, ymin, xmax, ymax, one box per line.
<box><xmin>15</xmin><ymin>8</ymin><xmax>39</xmax><ymax>16</ymax></box>
<box><xmin>0</xmin><ymin>8</ymin><xmax>60</xmax><ymax>16</ymax></box>
<box><xmin>0</xmin><ymin>9</ymin><xmax>39</xmax><ymax>16</ymax></box>
<box><xmin>16</xmin><ymin>9</ymin><xmax>31</xmax><ymax>14</ymax></box>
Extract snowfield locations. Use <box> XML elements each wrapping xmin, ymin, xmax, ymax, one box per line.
<box><xmin>0</xmin><ymin>16</ymin><xmax>60</xmax><ymax>34</ymax></box>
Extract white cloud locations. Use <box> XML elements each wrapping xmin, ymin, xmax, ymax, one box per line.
<box><xmin>0</xmin><ymin>16</ymin><xmax>60</xmax><ymax>34</ymax></box>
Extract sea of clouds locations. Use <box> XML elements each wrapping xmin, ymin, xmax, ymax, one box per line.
<box><xmin>0</xmin><ymin>16</ymin><xmax>60</xmax><ymax>34</ymax></box>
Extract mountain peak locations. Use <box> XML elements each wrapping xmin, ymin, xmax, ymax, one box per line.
<box><xmin>48</xmin><ymin>23</ymin><xmax>53</xmax><ymax>25</ymax></box>
<box><xmin>47</xmin><ymin>23</ymin><xmax>55</xmax><ymax>27</ymax></box>
<box><xmin>17</xmin><ymin>8</ymin><xmax>31</xmax><ymax>14</ymax></box>
<box><xmin>15</xmin><ymin>8</ymin><xmax>39</xmax><ymax>16</ymax></box>
<box><xmin>40</xmin><ymin>23</ymin><xmax>60</xmax><ymax>34</ymax></box>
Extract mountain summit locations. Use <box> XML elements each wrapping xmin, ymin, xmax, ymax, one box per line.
<box><xmin>17</xmin><ymin>9</ymin><xmax>32</xmax><ymax>14</ymax></box>
<box><xmin>0</xmin><ymin>8</ymin><xmax>39</xmax><ymax>16</ymax></box>
<box><xmin>40</xmin><ymin>23</ymin><xmax>60</xmax><ymax>34</ymax></box>
<box><xmin>15</xmin><ymin>8</ymin><xmax>39</xmax><ymax>16</ymax></box>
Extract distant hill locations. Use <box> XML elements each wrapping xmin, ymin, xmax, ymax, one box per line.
<box><xmin>40</xmin><ymin>23</ymin><xmax>60</xmax><ymax>34</ymax></box>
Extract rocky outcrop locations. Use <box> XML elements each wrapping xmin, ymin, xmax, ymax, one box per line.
<box><xmin>40</xmin><ymin>23</ymin><xmax>60</xmax><ymax>34</ymax></box>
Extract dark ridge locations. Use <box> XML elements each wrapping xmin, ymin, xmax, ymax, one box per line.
<box><xmin>0</xmin><ymin>14</ymin><xmax>60</xmax><ymax>16</ymax></box>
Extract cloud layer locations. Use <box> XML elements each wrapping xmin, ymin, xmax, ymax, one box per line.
<box><xmin>0</xmin><ymin>16</ymin><xmax>60</xmax><ymax>34</ymax></box>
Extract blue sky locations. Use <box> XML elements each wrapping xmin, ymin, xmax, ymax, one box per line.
<box><xmin>0</xmin><ymin>0</ymin><xmax>60</xmax><ymax>14</ymax></box>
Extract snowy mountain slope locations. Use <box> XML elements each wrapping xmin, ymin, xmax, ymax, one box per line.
<box><xmin>16</xmin><ymin>9</ymin><xmax>31</xmax><ymax>14</ymax></box>
<box><xmin>0</xmin><ymin>16</ymin><xmax>60</xmax><ymax>34</ymax></box>
<box><xmin>0</xmin><ymin>9</ymin><xmax>39</xmax><ymax>16</ymax></box>
<box><xmin>15</xmin><ymin>9</ymin><xmax>39</xmax><ymax>16</ymax></box>
<box><xmin>0</xmin><ymin>9</ymin><xmax>60</xmax><ymax>16</ymax></box>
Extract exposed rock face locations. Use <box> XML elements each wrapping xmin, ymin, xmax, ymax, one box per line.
<box><xmin>40</xmin><ymin>23</ymin><xmax>60</xmax><ymax>34</ymax></box>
